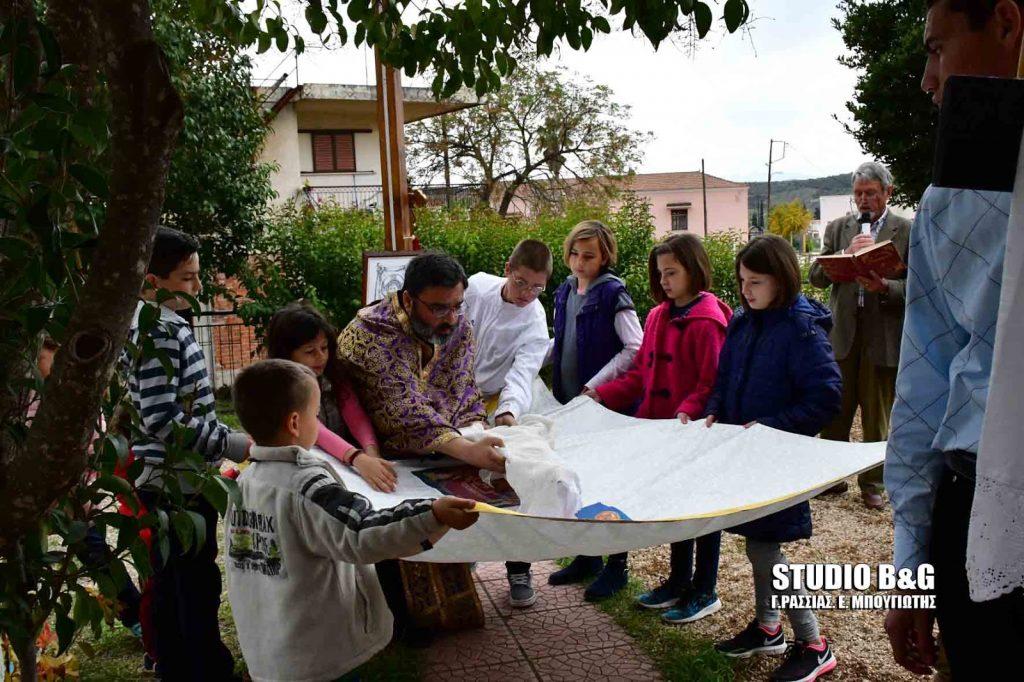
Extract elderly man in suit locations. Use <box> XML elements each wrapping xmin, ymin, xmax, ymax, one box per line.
<box><xmin>809</xmin><ymin>161</ymin><xmax>911</xmax><ymax>509</ymax></box>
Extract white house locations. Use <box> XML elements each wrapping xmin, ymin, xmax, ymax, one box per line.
<box><xmin>257</xmin><ymin>83</ymin><xmax>476</xmax><ymax>207</ymax></box>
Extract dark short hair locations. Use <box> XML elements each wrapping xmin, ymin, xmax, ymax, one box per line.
<box><xmin>648</xmin><ymin>233</ymin><xmax>713</xmax><ymax>304</ymax></box>
<box><xmin>509</xmin><ymin>239</ymin><xmax>553</xmax><ymax>275</ymax></box>
<box><xmin>233</xmin><ymin>359</ymin><xmax>317</xmax><ymax>445</ymax></box>
<box><xmin>149</xmin><ymin>226</ymin><xmax>199</xmax><ymax>278</ymax></box>
<box><xmin>400</xmin><ymin>252</ymin><xmax>468</xmax><ymax>297</ymax></box>
<box><xmin>736</xmin><ymin>235</ymin><xmax>802</xmax><ymax>310</ymax></box>
<box><xmin>927</xmin><ymin>0</ymin><xmax>1024</xmax><ymax>30</ymax></box>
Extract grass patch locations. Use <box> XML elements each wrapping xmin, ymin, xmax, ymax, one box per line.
<box><xmin>594</xmin><ymin>579</ymin><xmax>735</xmax><ymax>682</ymax></box>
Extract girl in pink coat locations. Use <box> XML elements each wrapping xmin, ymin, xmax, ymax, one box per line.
<box><xmin>585</xmin><ymin>234</ymin><xmax>731</xmax><ymax>618</ymax></box>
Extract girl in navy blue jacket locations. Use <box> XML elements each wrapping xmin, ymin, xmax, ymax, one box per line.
<box><xmin>705</xmin><ymin>235</ymin><xmax>842</xmax><ymax>682</ymax></box>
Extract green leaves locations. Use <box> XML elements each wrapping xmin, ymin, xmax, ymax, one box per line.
<box><xmin>69</xmin><ymin>163</ymin><xmax>109</xmax><ymax>199</ymax></box>
<box><xmin>724</xmin><ymin>0</ymin><xmax>750</xmax><ymax>33</ymax></box>
<box><xmin>693</xmin><ymin>2</ymin><xmax>713</xmax><ymax>38</ymax></box>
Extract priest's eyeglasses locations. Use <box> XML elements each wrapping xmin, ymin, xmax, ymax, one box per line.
<box><xmin>413</xmin><ymin>296</ymin><xmax>465</xmax><ymax>319</ymax></box>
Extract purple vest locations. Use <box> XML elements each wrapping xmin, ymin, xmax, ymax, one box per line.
<box><xmin>552</xmin><ymin>275</ymin><xmax>633</xmax><ymax>403</ymax></box>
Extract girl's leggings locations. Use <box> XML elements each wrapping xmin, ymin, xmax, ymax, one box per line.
<box><xmin>745</xmin><ymin>538</ymin><xmax>820</xmax><ymax>643</ymax></box>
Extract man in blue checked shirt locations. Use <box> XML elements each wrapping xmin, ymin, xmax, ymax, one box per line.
<box><xmin>884</xmin><ymin>0</ymin><xmax>1024</xmax><ymax>677</ymax></box>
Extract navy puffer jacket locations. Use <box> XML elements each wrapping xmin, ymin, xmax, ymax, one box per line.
<box><xmin>706</xmin><ymin>294</ymin><xmax>842</xmax><ymax>543</ymax></box>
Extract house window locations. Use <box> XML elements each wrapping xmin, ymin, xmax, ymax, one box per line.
<box><xmin>311</xmin><ymin>132</ymin><xmax>356</xmax><ymax>172</ymax></box>
<box><xmin>670</xmin><ymin>208</ymin><xmax>689</xmax><ymax>232</ymax></box>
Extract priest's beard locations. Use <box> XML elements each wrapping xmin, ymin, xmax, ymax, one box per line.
<box><xmin>410</xmin><ymin>315</ymin><xmax>454</xmax><ymax>346</ymax></box>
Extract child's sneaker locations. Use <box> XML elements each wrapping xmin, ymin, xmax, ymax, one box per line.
<box><xmin>636</xmin><ymin>581</ymin><xmax>684</xmax><ymax>610</ymax></box>
<box><xmin>715</xmin><ymin>619</ymin><xmax>788</xmax><ymax>658</ymax></box>
<box><xmin>583</xmin><ymin>559</ymin><xmax>628</xmax><ymax>602</ymax></box>
<box><xmin>770</xmin><ymin>638</ymin><xmax>836</xmax><ymax>681</ymax></box>
<box><xmin>662</xmin><ymin>590</ymin><xmax>722</xmax><ymax>624</ymax></box>
<box><xmin>548</xmin><ymin>555</ymin><xmax>603</xmax><ymax>585</ymax></box>
<box><xmin>508</xmin><ymin>571</ymin><xmax>537</xmax><ymax>608</ymax></box>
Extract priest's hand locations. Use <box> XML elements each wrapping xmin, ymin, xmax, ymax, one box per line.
<box><xmin>494</xmin><ymin>413</ymin><xmax>517</xmax><ymax>427</ymax></box>
<box><xmin>441</xmin><ymin>435</ymin><xmax>507</xmax><ymax>473</ymax></box>
<box><xmin>432</xmin><ymin>497</ymin><xmax>479</xmax><ymax>530</ymax></box>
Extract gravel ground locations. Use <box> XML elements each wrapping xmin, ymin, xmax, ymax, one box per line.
<box><xmin>628</xmin><ymin>416</ymin><xmax>920</xmax><ymax>681</ymax></box>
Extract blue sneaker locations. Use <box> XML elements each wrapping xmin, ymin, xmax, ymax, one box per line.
<box><xmin>636</xmin><ymin>581</ymin><xmax>684</xmax><ymax>610</ymax></box>
<box><xmin>583</xmin><ymin>560</ymin><xmax>628</xmax><ymax>602</ymax></box>
<box><xmin>128</xmin><ymin>622</ymin><xmax>143</xmax><ymax>639</ymax></box>
<box><xmin>662</xmin><ymin>591</ymin><xmax>722</xmax><ymax>624</ymax></box>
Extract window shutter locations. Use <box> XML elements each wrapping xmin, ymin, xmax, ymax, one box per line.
<box><xmin>334</xmin><ymin>133</ymin><xmax>356</xmax><ymax>172</ymax></box>
<box><xmin>312</xmin><ymin>134</ymin><xmax>334</xmax><ymax>172</ymax></box>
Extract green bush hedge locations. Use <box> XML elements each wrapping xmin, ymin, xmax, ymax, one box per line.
<box><xmin>240</xmin><ymin>200</ymin><xmax>824</xmax><ymax>335</ymax></box>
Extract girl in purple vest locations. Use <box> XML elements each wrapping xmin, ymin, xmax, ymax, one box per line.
<box><xmin>547</xmin><ymin>220</ymin><xmax>642</xmax><ymax>598</ymax></box>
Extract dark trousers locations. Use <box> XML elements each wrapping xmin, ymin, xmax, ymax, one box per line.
<box><xmin>138</xmin><ymin>492</ymin><xmax>234</xmax><ymax>680</ymax></box>
<box><xmin>81</xmin><ymin>526</ymin><xmax>142</xmax><ymax>629</ymax></box>
<box><xmin>669</xmin><ymin>533</ymin><xmax>722</xmax><ymax>595</ymax></box>
<box><xmin>932</xmin><ymin>466</ymin><xmax>1024</xmax><ymax>678</ymax></box>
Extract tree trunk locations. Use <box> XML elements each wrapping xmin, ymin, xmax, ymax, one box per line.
<box><xmin>12</xmin><ymin>634</ymin><xmax>37</xmax><ymax>682</ymax></box>
<box><xmin>498</xmin><ymin>185</ymin><xmax>519</xmax><ymax>217</ymax></box>
<box><xmin>0</xmin><ymin>0</ymin><xmax>183</xmax><ymax>550</ymax></box>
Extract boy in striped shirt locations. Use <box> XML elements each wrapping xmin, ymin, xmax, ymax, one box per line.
<box><xmin>127</xmin><ymin>226</ymin><xmax>250</xmax><ymax>680</ymax></box>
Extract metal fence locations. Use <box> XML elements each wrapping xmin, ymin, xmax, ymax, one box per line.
<box><xmin>189</xmin><ymin>309</ymin><xmax>262</xmax><ymax>395</ymax></box>
<box><xmin>303</xmin><ymin>183</ymin><xmax>486</xmax><ymax>211</ymax></box>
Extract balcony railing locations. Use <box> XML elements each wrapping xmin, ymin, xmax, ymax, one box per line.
<box><xmin>302</xmin><ymin>183</ymin><xmax>486</xmax><ymax>211</ymax></box>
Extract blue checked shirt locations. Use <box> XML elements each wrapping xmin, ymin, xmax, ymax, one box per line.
<box><xmin>885</xmin><ymin>187</ymin><xmax>1009</xmax><ymax>571</ymax></box>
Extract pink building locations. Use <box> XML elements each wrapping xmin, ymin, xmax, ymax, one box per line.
<box><xmin>618</xmin><ymin>172</ymin><xmax>749</xmax><ymax>238</ymax></box>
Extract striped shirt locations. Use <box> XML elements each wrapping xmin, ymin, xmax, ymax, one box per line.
<box><xmin>126</xmin><ymin>302</ymin><xmax>248</xmax><ymax>471</ymax></box>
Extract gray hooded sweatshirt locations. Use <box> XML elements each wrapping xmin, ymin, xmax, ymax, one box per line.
<box><xmin>225</xmin><ymin>445</ymin><xmax>442</xmax><ymax>681</ymax></box>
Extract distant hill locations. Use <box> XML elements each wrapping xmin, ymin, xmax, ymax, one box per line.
<box><xmin>744</xmin><ymin>174</ymin><xmax>850</xmax><ymax>220</ymax></box>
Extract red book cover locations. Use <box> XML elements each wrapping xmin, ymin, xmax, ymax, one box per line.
<box><xmin>816</xmin><ymin>240</ymin><xmax>905</xmax><ymax>283</ymax></box>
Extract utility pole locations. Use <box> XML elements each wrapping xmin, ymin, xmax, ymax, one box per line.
<box><xmin>766</xmin><ymin>139</ymin><xmax>787</xmax><ymax>225</ymax></box>
<box><xmin>701</xmin><ymin>158</ymin><xmax>708</xmax><ymax>237</ymax></box>
<box><xmin>441</xmin><ymin>115</ymin><xmax>452</xmax><ymax>208</ymax></box>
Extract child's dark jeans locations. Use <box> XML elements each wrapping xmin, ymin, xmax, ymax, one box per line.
<box><xmin>670</xmin><ymin>532</ymin><xmax>722</xmax><ymax>595</ymax></box>
<box><xmin>138</xmin><ymin>490</ymin><xmax>235</xmax><ymax>680</ymax></box>
<box><xmin>80</xmin><ymin>527</ymin><xmax>142</xmax><ymax>630</ymax></box>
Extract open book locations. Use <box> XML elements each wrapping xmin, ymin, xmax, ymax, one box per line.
<box><xmin>815</xmin><ymin>240</ymin><xmax>906</xmax><ymax>283</ymax></box>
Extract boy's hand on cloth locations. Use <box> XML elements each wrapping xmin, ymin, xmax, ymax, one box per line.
<box><xmin>432</xmin><ymin>497</ymin><xmax>479</xmax><ymax>530</ymax></box>
<box><xmin>677</xmin><ymin>412</ymin><xmax>690</xmax><ymax>424</ymax></box>
<box><xmin>704</xmin><ymin>415</ymin><xmax>718</xmax><ymax>427</ymax></box>
<box><xmin>494</xmin><ymin>413</ymin><xmax>517</xmax><ymax>427</ymax></box>
<box><xmin>580</xmin><ymin>387</ymin><xmax>601</xmax><ymax>402</ymax></box>
<box><xmin>352</xmin><ymin>451</ymin><xmax>397</xmax><ymax>492</ymax></box>
<box><xmin>743</xmin><ymin>421</ymin><xmax>757</xmax><ymax>429</ymax></box>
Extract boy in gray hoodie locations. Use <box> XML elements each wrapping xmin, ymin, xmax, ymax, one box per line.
<box><xmin>226</xmin><ymin>359</ymin><xmax>478</xmax><ymax>681</ymax></box>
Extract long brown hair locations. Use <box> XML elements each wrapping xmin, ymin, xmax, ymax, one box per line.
<box><xmin>265</xmin><ymin>301</ymin><xmax>350</xmax><ymax>396</ymax></box>
<box><xmin>647</xmin><ymin>233</ymin><xmax>712</xmax><ymax>304</ymax></box>
<box><xmin>735</xmin><ymin>235</ymin><xmax>801</xmax><ymax>310</ymax></box>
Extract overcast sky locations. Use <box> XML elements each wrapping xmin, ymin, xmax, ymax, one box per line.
<box><xmin>251</xmin><ymin>1</ymin><xmax>893</xmax><ymax>183</ymax></box>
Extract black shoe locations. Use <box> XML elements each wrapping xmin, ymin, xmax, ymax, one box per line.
<box><xmin>770</xmin><ymin>638</ymin><xmax>836</xmax><ymax>681</ymax></box>
<box><xmin>548</xmin><ymin>555</ymin><xmax>603</xmax><ymax>585</ymax></box>
<box><xmin>715</xmin><ymin>619</ymin><xmax>788</xmax><ymax>658</ymax></box>
<box><xmin>583</xmin><ymin>560</ymin><xmax>628</xmax><ymax>602</ymax></box>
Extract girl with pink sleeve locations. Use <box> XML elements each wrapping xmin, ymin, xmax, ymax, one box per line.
<box><xmin>266</xmin><ymin>302</ymin><xmax>396</xmax><ymax>492</ymax></box>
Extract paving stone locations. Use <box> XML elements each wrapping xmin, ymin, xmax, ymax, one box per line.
<box><xmin>506</xmin><ymin>605</ymin><xmax>635</xmax><ymax>658</ymax></box>
<box><xmin>422</xmin><ymin>618</ymin><xmax>523</xmax><ymax>672</ymax></box>
<box><xmin>532</xmin><ymin>645</ymin><xmax>663</xmax><ymax>681</ymax></box>
<box><xmin>421</xmin><ymin>658</ymin><xmax>538</xmax><ymax>682</ymax></box>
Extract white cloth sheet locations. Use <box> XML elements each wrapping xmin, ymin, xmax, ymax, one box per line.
<box><xmin>312</xmin><ymin>381</ymin><xmax>884</xmax><ymax>562</ymax></box>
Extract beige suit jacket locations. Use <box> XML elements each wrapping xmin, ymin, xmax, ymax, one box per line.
<box><xmin>808</xmin><ymin>211</ymin><xmax>911</xmax><ymax>366</ymax></box>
